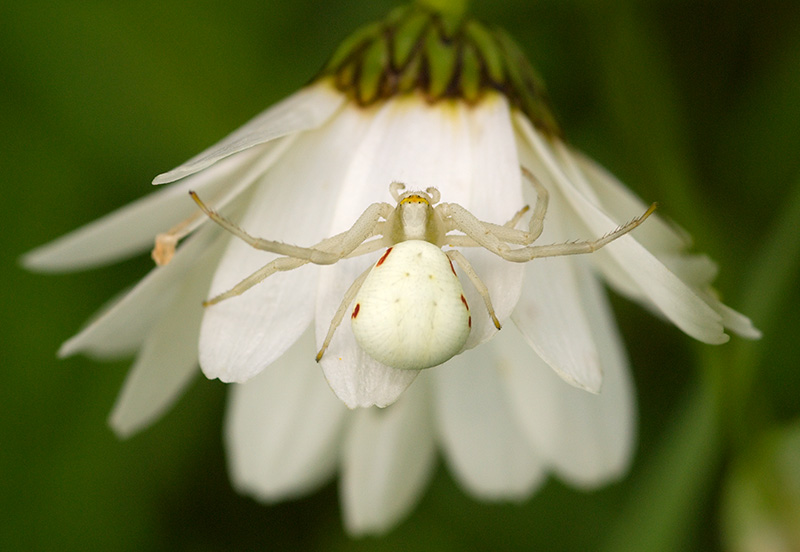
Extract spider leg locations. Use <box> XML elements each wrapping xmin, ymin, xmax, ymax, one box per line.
<box><xmin>495</xmin><ymin>203</ymin><xmax>659</xmax><ymax>262</ymax></box>
<box><xmin>315</xmin><ymin>265</ymin><xmax>372</xmax><ymax>362</ymax></box>
<box><xmin>203</xmin><ymin>256</ymin><xmax>309</xmax><ymax>306</ymax></box>
<box><xmin>506</xmin><ymin>203</ymin><xmax>658</xmax><ymax>261</ymax></box>
<box><xmin>444</xmin><ymin>204</ymin><xmax>533</xmax><ymax>248</ymax></box>
<box><xmin>440</xmin><ymin>202</ymin><xmax>521</xmax><ymax>255</ymax></box>
<box><xmin>520</xmin><ymin>166</ymin><xmax>549</xmax><ymax>243</ymax></box>
<box><xmin>441</xmin><ymin>179</ymin><xmax>655</xmax><ymax>262</ymax></box>
<box><xmin>203</xmin><ymin>211</ymin><xmax>392</xmax><ymax>306</ymax></box>
<box><xmin>437</xmin><ymin>170</ymin><xmax>548</xmax><ymax>250</ymax></box>
<box><xmin>346</xmin><ymin>236</ymin><xmax>393</xmax><ymax>258</ymax></box>
<box><xmin>446</xmin><ymin>250</ymin><xmax>501</xmax><ymax>330</ymax></box>
<box><xmin>189</xmin><ymin>191</ymin><xmax>391</xmax><ymax>264</ymax></box>
<box><xmin>504</xmin><ymin>204</ymin><xmax>530</xmax><ymax>229</ymax></box>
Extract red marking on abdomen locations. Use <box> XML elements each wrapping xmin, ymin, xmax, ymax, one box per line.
<box><xmin>460</xmin><ymin>294</ymin><xmax>469</xmax><ymax>310</ymax></box>
<box><xmin>448</xmin><ymin>257</ymin><xmax>457</xmax><ymax>276</ymax></box>
<box><xmin>351</xmin><ymin>303</ymin><xmax>360</xmax><ymax>319</ymax></box>
<box><xmin>376</xmin><ymin>247</ymin><xmax>393</xmax><ymax>266</ymax></box>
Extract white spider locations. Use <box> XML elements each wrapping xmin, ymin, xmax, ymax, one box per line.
<box><xmin>189</xmin><ymin>168</ymin><xmax>655</xmax><ymax>371</ymax></box>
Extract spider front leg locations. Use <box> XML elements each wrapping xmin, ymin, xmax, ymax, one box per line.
<box><xmin>189</xmin><ymin>191</ymin><xmax>391</xmax><ymax>265</ymax></box>
<box><xmin>442</xmin><ymin>167</ymin><xmax>550</xmax><ymax>250</ymax></box>
<box><xmin>204</xmin><ymin>234</ymin><xmax>393</xmax><ymax>307</ymax></box>
<box><xmin>501</xmin><ymin>202</ymin><xmax>657</xmax><ymax>262</ymax></box>
<box><xmin>446</xmin><ymin>199</ymin><xmax>656</xmax><ymax>263</ymax></box>
<box><xmin>191</xmin><ymin>191</ymin><xmax>393</xmax><ymax>305</ymax></box>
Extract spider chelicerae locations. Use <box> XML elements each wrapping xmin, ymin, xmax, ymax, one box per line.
<box><xmin>189</xmin><ymin>168</ymin><xmax>655</xmax><ymax>371</ymax></box>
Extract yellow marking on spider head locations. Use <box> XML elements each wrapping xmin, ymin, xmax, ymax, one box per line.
<box><xmin>399</xmin><ymin>194</ymin><xmax>429</xmax><ymax>206</ymax></box>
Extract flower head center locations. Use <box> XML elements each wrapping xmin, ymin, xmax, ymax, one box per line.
<box><xmin>317</xmin><ymin>3</ymin><xmax>562</xmax><ymax>137</ymax></box>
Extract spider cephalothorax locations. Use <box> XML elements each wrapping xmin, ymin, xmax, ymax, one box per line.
<box><xmin>190</xmin><ymin>169</ymin><xmax>655</xmax><ymax>371</ymax></box>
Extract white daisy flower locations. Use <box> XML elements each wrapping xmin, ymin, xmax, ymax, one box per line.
<box><xmin>23</xmin><ymin>1</ymin><xmax>759</xmax><ymax>536</ymax></box>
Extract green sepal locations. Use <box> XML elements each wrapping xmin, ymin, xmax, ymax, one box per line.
<box><xmin>437</xmin><ymin>10</ymin><xmax>464</xmax><ymax>39</ymax></box>
<box><xmin>325</xmin><ymin>22</ymin><xmax>382</xmax><ymax>76</ymax></box>
<box><xmin>424</xmin><ymin>26</ymin><xmax>458</xmax><ymax>98</ymax></box>
<box><xmin>393</xmin><ymin>11</ymin><xmax>430</xmax><ymax>68</ymax></box>
<box><xmin>397</xmin><ymin>51</ymin><xmax>423</xmax><ymax>94</ymax></box>
<box><xmin>459</xmin><ymin>43</ymin><xmax>481</xmax><ymax>103</ymax></box>
<box><xmin>463</xmin><ymin>20</ymin><xmax>504</xmax><ymax>84</ymax></box>
<box><xmin>358</xmin><ymin>36</ymin><xmax>390</xmax><ymax>104</ymax></box>
<box><xmin>317</xmin><ymin>2</ymin><xmax>562</xmax><ymax>137</ymax></box>
<box><xmin>492</xmin><ymin>29</ymin><xmax>560</xmax><ymax>135</ymax></box>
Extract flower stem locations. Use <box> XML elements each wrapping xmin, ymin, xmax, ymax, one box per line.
<box><xmin>724</xmin><ymin>175</ymin><xmax>800</xmax><ymax>446</ymax></box>
<box><xmin>601</xmin><ymin>374</ymin><xmax>723</xmax><ymax>552</ymax></box>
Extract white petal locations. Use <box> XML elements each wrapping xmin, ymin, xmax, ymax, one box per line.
<box><xmin>225</xmin><ymin>328</ymin><xmax>347</xmax><ymax>500</ymax></box>
<box><xmin>504</xmin><ymin>267</ymin><xmax>636</xmax><ymax>487</ymax></box>
<box><xmin>153</xmin><ymin>83</ymin><xmax>346</xmax><ymax>184</ymax></box>
<box><xmin>340</xmin><ymin>379</ymin><xmax>436</xmax><ymax>535</ymax></box>
<box><xmin>460</xmin><ymin>94</ymin><xmax>525</xmax><ymax>347</ymax></box>
<box><xmin>199</xmin><ymin>104</ymin><xmax>376</xmax><ymax>383</ymax></box>
<box><xmin>108</xmin><ymin>255</ymin><xmax>216</xmax><ymax>437</ymax></box>
<box><xmin>512</xmin><ymin>213</ymin><xmax>603</xmax><ymax>392</ymax></box>
<box><xmin>59</xmin><ymin>224</ymin><xmax>220</xmax><ymax>358</ymax></box>
<box><xmin>660</xmin><ymin>254</ymin><xmax>761</xmax><ymax>339</ymax></box>
<box><xmin>573</xmin><ymin>149</ymin><xmax>759</xmax><ymax>340</ymax></box>
<box><xmin>659</xmin><ymin>252</ymin><xmax>719</xmax><ymax>288</ymax></box>
<box><xmin>433</xmin><ymin>341</ymin><xmax>546</xmax><ymax>499</ymax></box>
<box><xmin>22</xmin><ymin>143</ymin><xmax>279</xmax><ymax>271</ymax></box>
<box><xmin>517</xmin><ymin>116</ymin><xmax>728</xmax><ymax>344</ymax></box>
<box><xmin>714</xmin><ymin>301</ymin><xmax>761</xmax><ymax>339</ymax></box>
<box><xmin>511</xmin><ymin>177</ymin><xmax>604</xmax><ymax>392</ymax></box>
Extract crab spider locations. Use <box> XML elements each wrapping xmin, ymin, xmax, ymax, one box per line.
<box><xmin>189</xmin><ymin>168</ymin><xmax>656</xmax><ymax>371</ymax></box>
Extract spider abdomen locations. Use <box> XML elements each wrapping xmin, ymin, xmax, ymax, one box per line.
<box><xmin>351</xmin><ymin>240</ymin><xmax>471</xmax><ymax>370</ymax></box>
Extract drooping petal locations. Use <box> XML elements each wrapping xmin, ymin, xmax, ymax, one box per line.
<box><xmin>340</xmin><ymin>379</ymin><xmax>436</xmax><ymax>536</ymax></box>
<box><xmin>108</xmin><ymin>244</ymin><xmax>221</xmax><ymax>437</ymax></box>
<box><xmin>22</xmin><ymin>143</ymin><xmax>282</xmax><ymax>271</ymax></box>
<box><xmin>153</xmin><ymin>83</ymin><xmax>347</xmax><ymax>184</ymax></box>
<box><xmin>568</xmin><ymin>145</ymin><xmax>760</xmax><ymax>340</ymax></box>
<box><xmin>511</xmin><ymin>204</ymin><xmax>603</xmax><ymax>392</ymax></box>
<box><xmin>59</xmin><ymin>223</ymin><xmax>220</xmax><ymax>359</ymax></box>
<box><xmin>562</xmin><ymin>140</ymin><xmax>761</xmax><ymax>339</ymax></box>
<box><xmin>459</xmin><ymin>93</ymin><xmax>525</xmax><ymax>347</ymax></box>
<box><xmin>517</xmin><ymin>115</ymin><xmax>728</xmax><ymax>344</ymax></box>
<box><xmin>659</xmin><ymin>253</ymin><xmax>761</xmax><ymax>339</ymax></box>
<box><xmin>432</xmin><ymin>342</ymin><xmax>546</xmax><ymax>499</ymax></box>
<box><xmin>504</xmin><ymin>265</ymin><xmax>636</xmax><ymax>487</ymax></box>
<box><xmin>199</xmin><ymin>104</ymin><xmax>376</xmax><ymax>383</ymax></box>
<box><xmin>225</xmin><ymin>328</ymin><xmax>348</xmax><ymax>500</ymax></box>
<box><xmin>715</xmin><ymin>301</ymin><xmax>761</xmax><ymax>339</ymax></box>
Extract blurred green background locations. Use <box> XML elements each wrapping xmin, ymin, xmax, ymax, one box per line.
<box><xmin>2</xmin><ymin>1</ymin><xmax>799</xmax><ymax>550</ymax></box>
